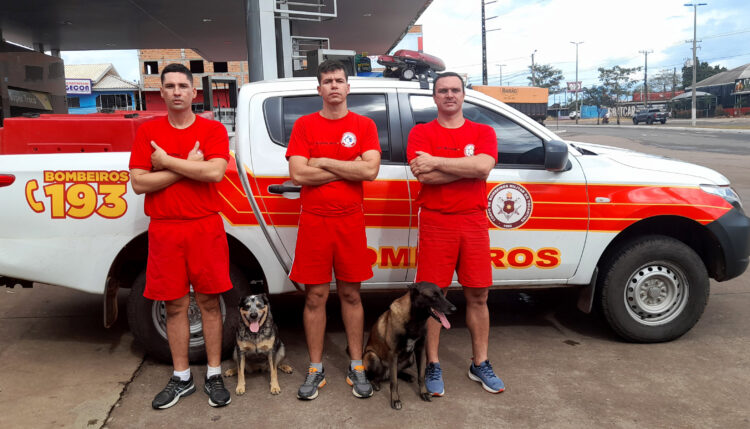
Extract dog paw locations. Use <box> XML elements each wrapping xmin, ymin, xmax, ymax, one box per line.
<box><xmin>236</xmin><ymin>385</ymin><xmax>246</xmax><ymax>395</ymax></box>
<box><xmin>224</xmin><ymin>368</ymin><xmax>237</xmax><ymax>377</ymax></box>
<box><xmin>372</xmin><ymin>383</ymin><xmax>381</xmax><ymax>392</ymax></box>
<box><xmin>420</xmin><ymin>392</ymin><xmax>432</xmax><ymax>402</ymax></box>
<box><xmin>279</xmin><ymin>364</ymin><xmax>293</xmax><ymax>374</ymax></box>
<box><xmin>391</xmin><ymin>400</ymin><xmax>402</xmax><ymax>410</ymax></box>
<box><xmin>270</xmin><ymin>384</ymin><xmax>281</xmax><ymax>395</ymax></box>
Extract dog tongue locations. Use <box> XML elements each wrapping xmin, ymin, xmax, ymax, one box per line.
<box><xmin>432</xmin><ymin>309</ymin><xmax>451</xmax><ymax>329</ymax></box>
<box><xmin>250</xmin><ymin>321</ymin><xmax>260</xmax><ymax>333</ymax></box>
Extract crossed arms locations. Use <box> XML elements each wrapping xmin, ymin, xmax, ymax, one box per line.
<box><xmin>288</xmin><ymin>149</ymin><xmax>381</xmax><ymax>186</ymax></box>
<box><xmin>409</xmin><ymin>150</ymin><xmax>495</xmax><ymax>184</ymax></box>
<box><xmin>130</xmin><ymin>141</ymin><xmax>229</xmax><ymax>194</ymax></box>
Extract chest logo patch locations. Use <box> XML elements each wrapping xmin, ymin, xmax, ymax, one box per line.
<box><xmin>464</xmin><ymin>144</ymin><xmax>475</xmax><ymax>157</ymax></box>
<box><xmin>487</xmin><ymin>183</ymin><xmax>533</xmax><ymax>229</ymax></box>
<box><xmin>341</xmin><ymin>132</ymin><xmax>357</xmax><ymax>148</ymax></box>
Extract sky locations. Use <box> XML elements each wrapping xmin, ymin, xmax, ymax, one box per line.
<box><xmin>61</xmin><ymin>0</ymin><xmax>750</xmax><ymax>92</ymax></box>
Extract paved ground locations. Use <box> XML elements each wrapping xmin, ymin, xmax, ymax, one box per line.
<box><xmin>2</xmin><ymin>125</ymin><xmax>750</xmax><ymax>428</ymax></box>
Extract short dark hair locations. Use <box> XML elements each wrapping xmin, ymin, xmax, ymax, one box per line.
<box><xmin>316</xmin><ymin>59</ymin><xmax>348</xmax><ymax>84</ymax></box>
<box><xmin>160</xmin><ymin>63</ymin><xmax>193</xmax><ymax>85</ymax></box>
<box><xmin>432</xmin><ymin>72</ymin><xmax>465</xmax><ymax>96</ymax></box>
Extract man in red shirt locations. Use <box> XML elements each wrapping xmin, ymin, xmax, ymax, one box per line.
<box><xmin>286</xmin><ymin>60</ymin><xmax>381</xmax><ymax>400</ymax></box>
<box><xmin>129</xmin><ymin>63</ymin><xmax>232</xmax><ymax>409</ymax></box>
<box><xmin>407</xmin><ymin>72</ymin><xmax>505</xmax><ymax>395</ymax></box>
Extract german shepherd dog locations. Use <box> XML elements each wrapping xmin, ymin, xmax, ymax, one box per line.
<box><xmin>224</xmin><ymin>294</ymin><xmax>293</xmax><ymax>395</ymax></box>
<box><xmin>363</xmin><ymin>282</ymin><xmax>456</xmax><ymax>410</ymax></box>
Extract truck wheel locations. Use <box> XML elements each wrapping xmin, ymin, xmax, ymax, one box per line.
<box><xmin>661</xmin><ymin>119</ymin><xmax>666</xmax><ymax>124</ymax></box>
<box><xmin>127</xmin><ymin>264</ymin><xmax>250</xmax><ymax>363</ymax></box>
<box><xmin>598</xmin><ymin>235</ymin><xmax>709</xmax><ymax>343</ymax></box>
<box><xmin>632</xmin><ymin>118</ymin><xmax>638</xmax><ymax>125</ymax></box>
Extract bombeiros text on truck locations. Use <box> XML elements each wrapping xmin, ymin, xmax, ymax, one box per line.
<box><xmin>0</xmin><ymin>50</ymin><xmax>748</xmax><ymax>361</ymax></box>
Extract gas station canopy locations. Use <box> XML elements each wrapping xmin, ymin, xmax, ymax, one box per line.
<box><xmin>1</xmin><ymin>0</ymin><xmax>431</xmax><ymax>61</ymax></box>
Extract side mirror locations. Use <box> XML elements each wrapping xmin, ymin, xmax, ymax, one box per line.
<box><xmin>544</xmin><ymin>140</ymin><xmax>570</xmax><ymax>172</ymax></box>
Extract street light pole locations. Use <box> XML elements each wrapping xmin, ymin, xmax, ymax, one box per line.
<box><xmin>531</xmin><ymin>49</ymin><xmax>537</xmax><ymax>86</ymax></box>
<box><xmin>685</xmin><ymin>2</ymin><xmax>706</xmax><ymax>127</ymax></box>
<box><xmin>570</xmin><ymin>41</ymin><xmax>583</xmax><ymax>124</ymax></box>
<box><xmin>639</xmin><ymin>49</ymin><xmax>653</xmax><ymax>108</ymax></box>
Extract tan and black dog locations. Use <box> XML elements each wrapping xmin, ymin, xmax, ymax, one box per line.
<box><xmin>224</xmin><ymin>294</ymin><xmax>293</xmax><ymax>395</ymax></box>
<box><xmin>363</xmin><ymin>282</ymin><xmax>456</xmax><ymax>410</ymax></box>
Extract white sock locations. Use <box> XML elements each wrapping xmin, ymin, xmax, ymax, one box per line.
<box><xmin>173</xmin><ymin>368</ymin><xmax>191</xmax><ymax>382</ymax></box>
<box><xmin>206</xmin><ymin>365</ymin><xmax>222</xmax><ymax>378</ymax></box>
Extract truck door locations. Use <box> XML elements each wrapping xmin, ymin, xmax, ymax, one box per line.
<box><xmin>239</xmin><ymin>88</ymin><xmax>412</xmax><ymax>286</ymax></box>
<box><xmin>401</xmin><ymin>92</ymin><xmax>588</xmax><ymax>285</ymax></box>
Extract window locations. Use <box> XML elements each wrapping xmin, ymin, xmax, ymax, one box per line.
<box><xmin>144</xmin><ymin>61</ymin><xmax>158</xmax><ymax>75</ymax></box>
<box><xmin>96</xmin><ymin>94</ymin><xmax>131</xmax><ymax>111</ymax></box>
<box><xmin>408</xmin><ymin>95</ymin><xmax>545</xmax><ymax>166</ymax></box>
<box><xmin>189</xmin><ymin>60</ymin><xmax>205</xmax><ymax>73</ymax></box>
<box><xmin>66</xmin><ymin>97</ymin><xmax>80</xmax><ymax>108</ymax></box>
<box><xmin>263</xmin><ymin>93</ymin><xmax>392</xmax><ymax>161</ymax></box>
<box><xmin>213</xmin><ymin>62</ymin><xmax>228</xmax><ymax>73</ymax></box>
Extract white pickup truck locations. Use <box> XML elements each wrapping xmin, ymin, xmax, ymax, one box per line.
<box><xmin>1</xmin><ymin>77</ymin><xmax>748</xmax><ymax>362</ymax></box>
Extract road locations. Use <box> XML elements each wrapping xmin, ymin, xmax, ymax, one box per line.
<box><xmin>1</xmin><ymin>126</ymin><xmax>749</xmax><ymax>429</ymax></box>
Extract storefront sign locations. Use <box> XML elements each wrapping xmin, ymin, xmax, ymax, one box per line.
<box><xmin>66</xmin><ymin>79</ymin><xmax>92</xmax><ymax>95</ymax></box>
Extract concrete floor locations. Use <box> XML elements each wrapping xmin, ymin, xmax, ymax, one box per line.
<box><xmin>2</xmin><ymin>128</ymin><xmax>750</xmax><ymax>428</ymax></box>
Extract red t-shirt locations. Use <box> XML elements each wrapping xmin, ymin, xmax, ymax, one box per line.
<box><xmin>285</xmin><ymin>111</ymin><xmax>380</xmax><ymax>216</ymax></box>
<box><xmin>407</xmin><ymin>119</ymin><xmax>498</xmax><ymax>214</ymax></box>
<box><xmin>129</xmin><ymin>116</ymin><xmax>230</xmax><ymax>220</ymax></box>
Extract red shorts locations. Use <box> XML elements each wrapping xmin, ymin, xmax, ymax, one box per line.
<box><xmin>289</xmin><ymin>211</ymin><xmax>374</xmax><ymax>284</ymax></box>
<box><xmin>415</xmin><ymin>208</ymin><xmax>492</xmax><ymax>288</ymax></box>
<box><xmin>145</xmin><ymin>214</ymin><xmax>233</xmax><ymax>301</ymax></box>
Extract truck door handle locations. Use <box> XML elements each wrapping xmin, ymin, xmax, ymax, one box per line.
<box><xmin>268</xmin><ymin>184</ymin><xmax>301</xmax><ymax>194</ymax></box>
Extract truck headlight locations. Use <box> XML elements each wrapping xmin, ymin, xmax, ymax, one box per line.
<box><xmin>700</xmin><ymin>184</ymin><xmax>744</xmax><ymax>212</ymax></box>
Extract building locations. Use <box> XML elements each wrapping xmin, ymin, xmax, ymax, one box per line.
<box><xmin>139</xmin><ymin>49</ymin><xmax>248</xmax><ymax>112</ymax></box>
<box><xmin>687</xmin><ymin>63</ymin><xmax>750</xmax><ymax>116</ymax></box>
<box><xmin>64</xmin><ymin>64</ymin><xmax>139</xmax><ymax>114</ymax></box>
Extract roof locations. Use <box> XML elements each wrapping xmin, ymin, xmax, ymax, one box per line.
<box><xmin>690</xmin><ymin>63</ymin><xmax>750</xmax><ymax>89</ymax></box>
<box><xmin>64</xmin><ymin>64</ymin><xmax>116</xmax><ymax>83</ymax></box>
<box><xmin>93</xmin><ymin>74</ymin><xmax>138</xmax><ymax>91</ymax></box>
<box><xmin>672</xmin><ymin>91</ymin><xmax>715</xmax><ymax>100</ymax></box>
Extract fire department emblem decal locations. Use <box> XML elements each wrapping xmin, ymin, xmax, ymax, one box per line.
<box><xmin>341</xmin><ymin>132</ymin><xmax>357</xmax><ymax>148</ymax></box>
<box><xmin>487</xmin><ymin>183</ymin><xmax>533</xmax><ymax>229</ymax></box>
<box><xmin>464</xmin><ymin>144</ymin><xmax>475</xmax><ymax>157</ymax></box>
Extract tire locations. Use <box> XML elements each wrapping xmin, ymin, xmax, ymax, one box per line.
<box><xmin>633</xmin><ymin>118</ymin><xmax>638</xmax><ymax>125</ymax></box>
<box><xmin>598</xmin><ymin>235</ymin><xmax>709</xmax><ymax>343</ymax></box>
<box><xmin>127</xmin><ymin>264</ymin><xmax>251</xmax><ymax>363</ymax></box>
<box><xmin>660</xmin><ymin>119</ymin><xmax>666</xmax><ymax>124</ymax></box>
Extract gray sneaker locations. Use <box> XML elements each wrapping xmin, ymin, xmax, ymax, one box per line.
<box><xmin>297</xmin><ymin>367</ymin><xmax>326</xmax><ymax>400</ymax></box>
<box><xmin>346</xmin><ymin>365</ymin><xmax>373</xmax><ymax>398</ymax></box>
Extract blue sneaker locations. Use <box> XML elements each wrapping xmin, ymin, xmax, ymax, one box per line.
<box><xmin>425</xmin><ymin>362</ymin><xmax>444</xmax><ymax>396</ymax></box>
<box><xmin>468</xmin><ymin>360</ymin><xmax>505</xmax><ymax>393</ymax></box>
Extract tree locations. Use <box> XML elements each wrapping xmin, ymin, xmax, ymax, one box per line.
<box><xmin>681</xmin><ymin>58</ymin><xmax>727</xmax><ymax>89</ymax></box>
<box><xmin>527</xmin><ymin>64</ymin><xmax>564</xmax><ymax>92</ymax></box>
<box><xmin>598</xmin><ymin>65</ymin><xmax>641</xmax><ymax>124</ymax></box>
<box><xmin>582</xmin><ymin>85</ymin><xmax>608</xmax><ymax>124</ymax></box>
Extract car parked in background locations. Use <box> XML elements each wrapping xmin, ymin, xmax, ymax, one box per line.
<box><xmin>633</xmin><ymin>108</ymin><xmax>668</xmax><ymax>125</ymax></box>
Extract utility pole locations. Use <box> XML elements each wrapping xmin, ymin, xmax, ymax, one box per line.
<box><xmin>530</xmin><ymin>49</ymin><xmax>537</xmax><ymax>86</ymax></box>
<box><xmin>481</xmin><ymin>0</ymin><xmax>498</xmax><ymax>86</ymax></box>
<box><xmin>570</xmin><ymin>41</ymin><xmax>583</xmax><ymax>124</ymax></box>
<box><xmin>685</xmin><ymin>2</ymin><xmax>706</xmax><ymax>127</ymax></box>
<box><xmin>496</xmin><ymin>63</ymin><xmax>506</xmax><ymax>86</ymax></box>
<box><xmin>639</xmin><ymin>49</ymin><xmax>653</xmax><ymax>108</ymax></box>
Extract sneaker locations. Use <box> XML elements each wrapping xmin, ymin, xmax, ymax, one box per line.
<box><xmin>468</xmin><ymin>360</ymin><xmax>505</xmax><ymax>393</ymax></box>
<box><xmin>297</xmin><ymin>367</ymin><xmax>326</xmax><ymax>400</ymax></box>
<box><xmin>425</xmin><ymin>362</ymin><xmax>445</xmax><ymax>396</ymax></box>
<box><xmin>204</xmin><ymin>374</ymin><xmax>231</xmax><ymax>407</ymax></box>
<box><xmin>346</xmin><ymin>365</ymin><xmax>373</xmax><ymax>398</ymax></box>
<box><xmin>152</xmin><ymin>375</ymin><xmax>196</xmax><ymax>409</ymax></box>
